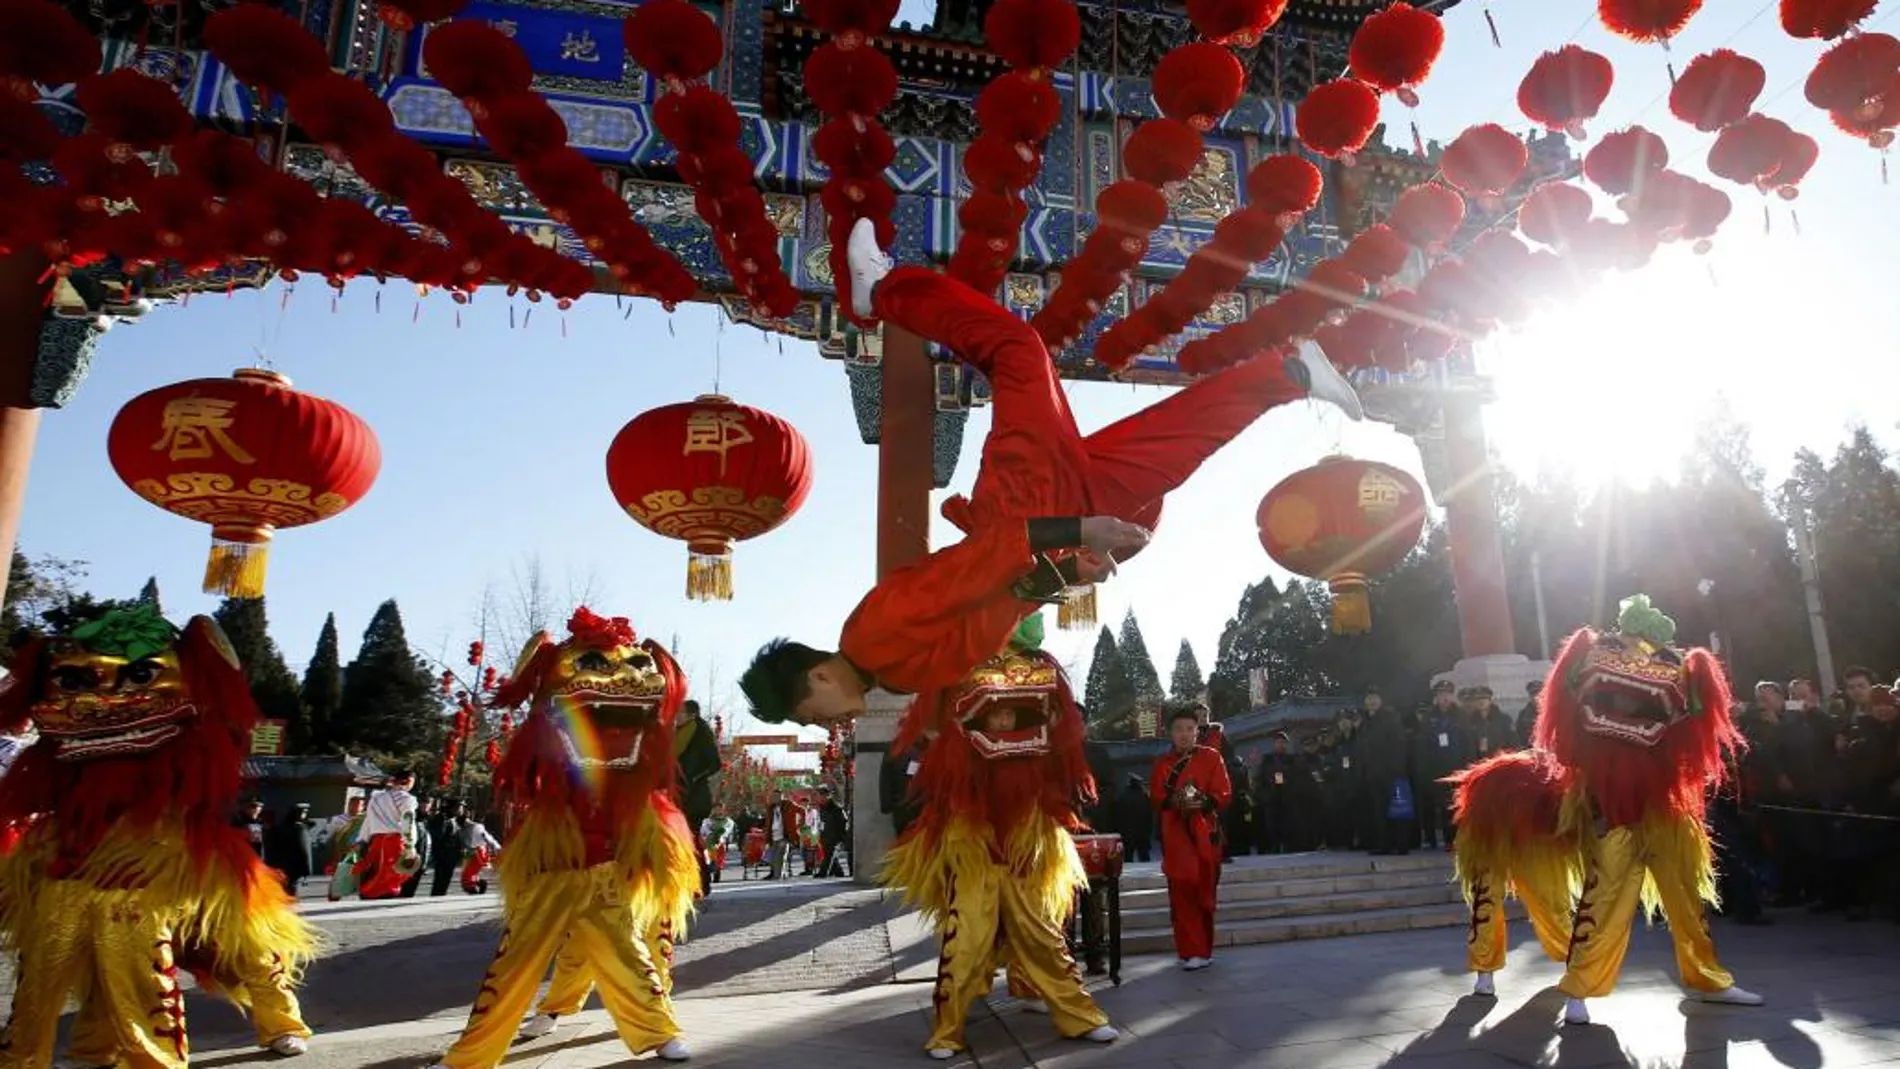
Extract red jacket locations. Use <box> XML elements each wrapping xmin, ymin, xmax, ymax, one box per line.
<box><xmin>1151</xmin><ymin>745</ymin><xmax>1230</xmax><ymax>881</ymax></box>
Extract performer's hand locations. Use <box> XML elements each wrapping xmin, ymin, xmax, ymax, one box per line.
<box><xmin>1080</xmin><ymin>516</ymin><xmax>1151</xmax><ymax>560</ymax></box>
<box><xmin>1073</xmin><ymin>548</ymin><xmax>1117</xmax><ymax>583</ymax></box>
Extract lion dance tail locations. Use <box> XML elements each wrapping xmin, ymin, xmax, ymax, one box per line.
<box><xmin>1449</xmin><ymin>750</ymin><xmax>1582</xmax><ymax>973</ymax></box>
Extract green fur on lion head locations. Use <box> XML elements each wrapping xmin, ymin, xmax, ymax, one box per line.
<box><xmin>69</xmin><ymin>604</ymin><xmax>180</xmax><ymax>663</ymax></box>
<box><xmin>1009</xmin><ymin>612</ymin><xmax>1045</xmax><ymax>652</ymax></box>
<box><xmin>1616</xmin><ymin>594</ymin><xmax>1677</xmax><ymax>647</ymax></box>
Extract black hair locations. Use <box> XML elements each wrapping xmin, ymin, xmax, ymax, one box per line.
<box><xmin>1168</xmin><ymin>707</ymin><xmax>1200</xmax><ymax>727</ymax></box>
<box><xmin>740</xmin><ymin>639</ymin><xmax>833</xmax><ymax>725</ymax></box>
<box><xmin>682</xmin><ymin>699</ymin><xmax>701</xmax><ymax>715</ymax></box>
<box><xmin>1754</xmin><ymin>680</ymin><xmax>1786</xmax><ymax>698</ymax></box>
<box><xmin>1843</xmin><ymin>666</ymin><xmax>1875</xmax><ymax>684</ymax></box>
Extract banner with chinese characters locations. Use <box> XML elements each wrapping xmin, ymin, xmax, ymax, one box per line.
<box><xmin>250</xmin><ymin>719</ymin><xmax>288</xmax><ymax>756</ymax></box>
<box><xmin>454</xmin><ymin>5</ymin><xmax>625</xmax><ymax>82</ymax></box>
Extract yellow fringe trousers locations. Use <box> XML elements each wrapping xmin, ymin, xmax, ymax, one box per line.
<box><xmin>438</xmin><ymin>864</ymin><xmax>681</xmax><ymax>1069</ymax></box>
<box><xmin>533</xmin><ymin>917</ymin><xmax>677</xmax><ymax>1018</ymax></box>
<box><xmin>1465</xmin><ymin>817</ymin><xmax>1734</xmax><ymax>998</ymax></box>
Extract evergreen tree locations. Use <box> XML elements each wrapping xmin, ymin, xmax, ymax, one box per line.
<box><xmin>1796</xmin><ymin>427</ymin><xmax>1900</xmax><ymax>676</ymax></box>
<box><xmin>213</xmin><ymin>597</ymin><xmax>310</xmax><ymax>750</ymax></box>
<box><xmin>301</xmin><ymin>613</ymin><xmax>344</xmax><ymax>751</ymax></box>
<box><xmin>1169</xmin><ymin>638</ymin><xmax>1205</xmax><ymax>704</ymax></box>
<box><xmin>337</xmin><ymin>599</ymin><xmax>446</xmax><ymax>757</ymax></box>
<box><xmin>1208</xmin><ymin>577</ymin><xmax>1334</xmax><ymax>714</ymax></box>
<box><xmin>1116</xmin><ymin>609</ymin><xmax>1166</xmax><ymax>710</ymax></box>
<box><xmin>1082</xmin><ymin>626</ymin><xmax>1135</xmax><ymax>738</ymax></box>
<box><xmin>138</xmin><ymin>577</ymin><xmax>162</xmax><ymax>615</ymax></box>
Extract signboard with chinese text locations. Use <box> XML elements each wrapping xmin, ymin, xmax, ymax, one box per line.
<box><xmin>450</xmin><ymin>5</ymin><xmax>627</xmax><ymax>82</ymax></box>
<box><xmin>250</xmin><ymin>719</ymin><xmax>287</xmax><ymax>756</ymax></box>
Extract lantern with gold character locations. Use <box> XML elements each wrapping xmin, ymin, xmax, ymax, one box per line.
<box><xmin>1256</xmin><ymin>455</ymin><xmax>1427</xmax><ymax>634</ymax></box>
<box><xmin>106</xmin><ymin>368</ymin><xmax>381</xmax><ymax>598</ymax></box>
<box><xmin>604</xmin><ymin>394</ymin><xmax>812</xmax><ymax>600</ymax></box>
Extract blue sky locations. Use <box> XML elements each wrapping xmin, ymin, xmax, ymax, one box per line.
<box><xmin>19</xmin><ymin>1</ymin><xmax>1900</xmax><ymax>757</ymax></box>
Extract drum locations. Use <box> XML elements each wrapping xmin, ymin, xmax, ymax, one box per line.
<box><xmin>1073</xmin><ymin>833</ymin><xmax>1124</xmax><ymax>880</ymax></box>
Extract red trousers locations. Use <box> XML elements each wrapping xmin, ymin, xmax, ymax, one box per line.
<box><xmin>354</xmin><ymin>833</ymin><xmax>408</xmax><ymax>900</ymax></box>
<box><xmin>876</xmin><ymin>267</ymin><xmax>1308</xmax><ymax>527</ymax></box>
<box><xmin>461</xmin><ymin>846</ymin><xmax>492</xmax><ymax>893</ymax></box>
<box><xmin>1160</xmin><ymin>828</ymin><xmax>1221</xmax><ymax>960</ymax></box>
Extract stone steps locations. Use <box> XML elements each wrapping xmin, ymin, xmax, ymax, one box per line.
<box><xmin>1113</xmin><ymin>851</ymin><xmax>1511</xmax><ymax>955</ymax></box>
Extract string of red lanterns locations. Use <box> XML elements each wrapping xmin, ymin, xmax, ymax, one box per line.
<box><xmin>800</xmin><ymin>0</ymin><xmax>901</xmax><ymax>324</ymax></box>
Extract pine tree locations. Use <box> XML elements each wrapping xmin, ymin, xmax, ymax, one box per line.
<box><xmin>1081</xmin><ymin>626</ymin><xmax>1135</xmax><ymax>739</ymax></box>
<box><xmin>1169</xmin><ymin>638</ymin><xmax>1204</xmax><ymax>704</ymax></box>
<box><xmin>302</xmin><ymin>613</ymin><xmax>344</xmax><ymax>751</ymax></box>
<box><xmin>338</xmin><ymin>599</ymin><xmax>446</xmax><ymax>757</ymax></box>
<box><xmin>213</xmin><ymin>597</ymin><xmax>310</xmax><ymax>750</ymax></box>
<box><xmin>138</xmin><ymin>577</ymin><xmax>162</xmax><ymax>615</ymax></box>
<box><xmin>1116</xmin><ymin>609</ymin><xmax>1167</xmax><ymax>709</ymax></box>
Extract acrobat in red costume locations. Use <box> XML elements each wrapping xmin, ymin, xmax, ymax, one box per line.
<box><xmin>1151</xmin><ymin>708</ymin><xmax>1231</xmax><ymax>968</ymax></box>
<box><xmin>1451</xmin><ymin>595</ymin><xmax>1763</xmax><ymax>1027</ymax></box>
<box><xmin>741</xmin><ymin>219</ymin><xmax>1363</xmax><ymax>727</ymax></box>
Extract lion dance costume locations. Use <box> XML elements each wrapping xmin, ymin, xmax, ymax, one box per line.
<box><xmin>430</xmin><ymin>608</ymin><xmax>698</xmax><ymax>1068</ymax></box>
<box><xmin>1451</xmin><ymin>595</ymin><xmax>1762</xmax><ymax>1026</ymax></box>
<box><xmin>0</xmin><ymin>606</ymin><xmax>317</xmax><ymax>1068</ymax></box>
<box><xmin>883</xmin><ymin>618</ymin><xmax>1118</xmax><ymax>1060</ymax></box>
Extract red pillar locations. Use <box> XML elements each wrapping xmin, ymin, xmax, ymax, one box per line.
<box><xmin>1440</xmin><ymin>396</ymin><xmax>1516</xmax><ymax>658</ymax></box>
<box><xmin>0</xmin><ymin>256</ymin><xmax>48</xmax><ymax>600</ymax></box>
<box><xmin>876</xmin><ymin>326</ymin><xmax>933</xmax><ymax>578</ymax></box>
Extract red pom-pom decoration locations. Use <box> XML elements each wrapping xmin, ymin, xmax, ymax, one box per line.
<box><xmin>1680</xmin><ymin>180</ymin><xmax>1732</xmax><ymax>248</ymax></box>
<box><xmin>812</xmin><ymin>117</ymin><xmax>896</xmax><ymax>177</ymax></box>
<box><xmin>1669</xmin><ymin>49</ymin><xmax>1766</xmax><ymax>132</ymax></box>
<box><xmin>804</xmin><ymin>42</ymin><xmax>899</xmax><ymax>116</ymax></box>
<box><xmin>422</xmin><ymin>20</ymin><xmax>534</xmax><ymax>102</ymax></box>
<box><xmin>1598</xmin><ymin>0</ymin><xmax>1702</xmax><ymax>43</ymax></box>
<box><xmin>1781</xmin><ymin>0</ymin><xmax>1879</xmax><ymax>40</ymax></box>
<box><xmin>1804</xmin><ymin>33</ymin><xmax>1900</xmax><ymax>115</ymax></box>
<box><xmin>1153</xmin><ymin>42</ymin><xmax>1245</xmax><ymax>131</ymax></box>
<box><xmin>655</xmin><ymin>87</ymin><xmax>744</xmax><ymax>156</ymax></box>
<box><xmin>1246</xmin><ymin>154</ymin><xmax>1324</xmax><ymax>216</ymax></box>
<box><xmin>1516</xmin><ymin>181</ymin><xmax>1593</xmax><ymax>247</ymax></box>
<box><xmin>75</xmin><ymin>69</ymin><xmax>193</xmax><ymax>153</ymax></box>
<box><xmin>286</xmin><ymin>77</ymin><xmax>395</xmax><ymax>154</ymax></box>
<box><xmin>984</xmin><ymin>0</ymin><xmax>1081</xmax><ymax>72</ymax></box>
<box><xmin>1212</xmin><ymin>209</ymin><xmax>1287</xmax><ymax>262</ymax></box>
<box><xmin>0</xmin><ymin>0</ymin><xmax>102</xmax><ymax>93</ymax></box>
<box><xmin>202</xmin><ymin>4</ymin><xmax>335</xmax><ymax>94</ymax></box>
<box><xmin>1300</xmin><ymin>259</ymin><xmax>1369</xmax><ymax>312</ymax></box>
<box><xmin>1582</xmin><ymin>126</ymin><xmax>1669</xmax><ymax>196</ymax></box>
<box><xmin>1296</xmin><ymin>78</ymin><xmax>1381</xmax><ymax>160</ymax></box>
<box><xmin>1340</xmin><ymin>224</ymin><xmax>1410</xmax><ymax>283</ymax></box>
<box><xmin>479</xmin><ymin>94</ymin><xmax>571</xmax><ymax>159</ymax></box>
<box><xmin>1186</xmin><ymin>0</ymin><xmax>1290</xmax><ymax>46</ymax></box>
<box><xmin>1707</xmin><ymin>113</ymin><xmax>1796</xmax><ymax>185</ymax></box>
<box><xmin>1095</xmin><ymin>180</ymin><xmax>1169</xmax><ymax>236</ymax></box>
<box><xmin>1389</xmin><ymin>182</ymin><xmax>1465</xmax><ymax>250</ymax></box>
<box><xmin>376</xmin><ymin>0</ymin><xmax>468</xmax><ymax>30</ymax></box>
<box><xmin>976</xmin><ymin>72</ymin><xmax>1063</xmax><ymax>144</ymax></box>
<box><xmin>1123</xmin><ymin>118</ymin><xmax>1205</xmax><ymax>186</ymax></box>
<box><xmin>963</xmin><ymin>135</ymin><xmax>1042</xmax><ymax>194</ymax></box>
<box><xmin>1518</xmin><ymin>45</ymin><xmax>1615</xmax><ymax>138</ymax></box>
<box><xmin>0</xmin><ymin>96</ymin><xmax>59</xmax><ymax>162</ymax></box>
<box><xmin>1349</xmin><ymin>2</ymin><xmax>1445</xmax><ymax>102</ymax></box>
<box><xmin>1828</xmin><ymin>79</ymin><xmax>1900</xmax><ymax>145</ymax></box>
<box><xmin>1441</xmin><ymin>123</ymin><xmax>1529</xmax><ymax>197</ymax></box>
<box><xmin>1621</xmin><ymin>168</ymin><xmax>1698</xmax><ymax>236</ymax></box>
<box><xmin>1767</xmin><ymin>128</ymin><xmax>1819</xmax><ymax>193</ymax></box>
<box><xmin>625</xmin><ymin>0</ymin><xmax>724</xmax><ymax>83</ymax></box>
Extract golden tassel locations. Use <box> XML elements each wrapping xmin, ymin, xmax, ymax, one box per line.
<box><xmin>685</xmin><ymin>550</ymin><xmax>734</xmax><ymax>602</ymax></box>
<box><xmin>1057</xmin><ymin>584</ymin><xmax>1097</xmax><ymax>630</ymax></box>
<box><xmin>203</xmin><ymin>528</ymin><xmax>271</xmax><ymax>598</ymax></box>
<box><xmin>1329</xmin><ymin>575</ymin><xmax>1372</xmax><ymax>634</ymax></box>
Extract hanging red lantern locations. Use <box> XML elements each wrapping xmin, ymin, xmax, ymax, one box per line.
<box><xmin>1440</xmin><ymin>123</ymin><xmax>1530</xmax><ymax>197</ymax></box>
<box><xmin>1256</xmin><ymin>455</ymin><xmax>1427</xmax><ymax>634</ymax></box>
<box><xmin>1517</xmin><ymin>181</ymin><xmax>1593</xmax><ymax>247</ymax></box>
<box><xmin>1348</xmin><ymin>2</ymin><xmax>1446</xmax><ymax>105</ymax></box>
<box><xmin>1781</xmin><ymin>0</ymin><xmax>1879</xmax><ymax>41</ymax></box>
<box><xmin>1185</xmin><ymin>0</ymin><xmax>1289</xmax><ymax>46</ymax></box>
<box><xmin>1296</xmin><ymin>79</ymin><xmax>1382</xmax><ymax>160</ymax></box>
<box><xmin>605</xmin><ymin>394</ymin><xmax>812</xmax><ymax>601</ymax></box>
<box><xmin>485</xmin><ymin>739</ymin><xmax>502</xmax><ymax>768</ymax></box>
<box><xmin>1153</xmin><ymin>42</ymin><xmax>1246</xmax><ymax>130</ymax></box>
<box><xmin>1708</xmin><ymin>113</ymin><xmax>1798</xmax><ymax>185</ymax></box>
<box><xmin>1519</xmin><ymin>45</ymin><xmax>1615</xmax><ymax>138</ymax></box>
<box><xmin>1583</xmin><ymin>126</ymin><xmax>1670</xmax><ymax>196</ymax></box>
<box><xmin>107</xmin><ymin>369</ymin><xmax>381</xmax><ymax>598</ymax></box>
<box><xmin>1598</xmin><ymin>0</ymin><xmax>1703</xmax><ymax>43</ymax></box>
<box><xmin>1389</xmin><ymin>182</ymin><xmax>1466</xmax><ymax>250</ymax></box>
<box><xmin>1670</xmin><ymin>50</ymin><xmax>1766</xmax><ymax>132</ymax></box>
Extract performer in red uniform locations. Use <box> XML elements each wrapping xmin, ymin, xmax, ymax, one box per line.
<box><xmin>1151</xmin><ymin>707</ymin><xmax>1231</xmax><ymax>969</ymax></box>
<box><xmin>742</xmin><ymin>220</ymin><xmax>1363</xmax><ymax>726</ymax></box>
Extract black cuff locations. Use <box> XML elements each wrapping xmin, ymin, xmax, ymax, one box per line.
<box><xmin>1027</xmin><ymin>518</ymin><xmax>1084</xmax><ymax>552</ymax></box>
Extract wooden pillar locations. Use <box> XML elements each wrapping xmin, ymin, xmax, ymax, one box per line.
<box><xmin>1440</xmin><ymin>396</ymin><xmax>1516</xmax><ymax>658</ymax></box>
<box><xmin>875</xmin><ymin>325</ymin><xmax>933</xmax><ymax>578</ymax></box>
<box><xmin>0</xmin><ymin>256</ymin><xmax>48</xmax><ymax>601</ymax></box>
<box><xmin>854</xmin><ymin>324</ymin><xmax>933</xmax><ymax>885</ymax></box>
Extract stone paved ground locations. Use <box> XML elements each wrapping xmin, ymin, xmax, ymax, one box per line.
<box><xmin>7</xmin><ymin>876</ymin><xmax>1899</xmax><ymax>1068</ymax></box>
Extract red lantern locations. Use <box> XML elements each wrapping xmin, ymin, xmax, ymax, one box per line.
<box><xmin>1256</xmin><ymin>455</ymin><xmax>1427</xmax><ymax>634</ymax></box>
<box><xmin>1670</xmin><ymin>50</ymin><xmax>1766</xmax><ymax>132</ymax></box>
<box><xmin>605</xmin><ymin>394</ymin><xmax>812</xmax><ymax>600</ymax></box>
<box><xmin>106</xmin><ymin>369</ymin><xmax>380</xmax><ymax>597</ymax></box>
<box><xmin>1519</xmin><ymin>45</ymin><xmax>1615</xmax><ymax>138</ymax></box>
<box><xmin>1441</xmin><ymin>123</ymin><xmax>1530</xmax><ymax>197</ymax></box>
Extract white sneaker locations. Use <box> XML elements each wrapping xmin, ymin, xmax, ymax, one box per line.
<box><xmin>1563</xmin><ymin>997</ymin><xmax>1591</xmax><ymax>1026</ymax></box>
<box><xmin>1473</xmin><ymin>972</ymin><xmax>1496</xmax><ymax>997</ymax></box>
<box><xmin>1292</xmin><ymin>338</ymin><xmax>1365</xmax><ymax>421</ymax></box>
<box><xmin>1019</xmin><ymin>999</ymin><xmax>1050</xmax><ymax>1014</ymax></box>
<box><xmin>846</xmin><ymin>217</ymin><xmax>892</xmax><ymax>320</ymax></box>
<box><xmin>1081</xmin><ymin>1026</ymin><xmax>1119</xmax><ymax>1043</ymax></box>
<box><xmin>518</xmin><ymin>1013</ymin><xmax>559</xmax><ymax>1040</ymax></box>
<box><xmin>1696</xmin><ymin>985</ymin><xmax>1764</xmax><ymax>1006</ymax></box>
<box><xmin>926</xmin><ymin>1048</ymin><xmax>956</xmax><ymax>1061</ymax></box>
<box><xmin>1183</xmin><ymin>956</ymin><xmax>1211</xmax><ymax>971</ymax></box>
<box><xmin>266</xmin><ymin>1035</ymin><xmax>309</xmax><ymax>1056</ymax></box>
<box><xmin>656</xmin><ymin>1037</ymin><xmax>691</xmax><ymax>1061</ymax></box>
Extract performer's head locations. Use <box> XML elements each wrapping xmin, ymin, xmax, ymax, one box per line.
<box><xmin>388</xmin><ymin>770</ymin><xmax>416</xmax><ymax>791</ymax></box>
<box><xmin>1169</xmin><ymin>707</ymin><xmax>1199</xmax><ymax>752</ymax></box>
<box><xmin>740</xmin><ymin>639</ymin><xmax>865</xmax><ymax>727</ymax></box>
